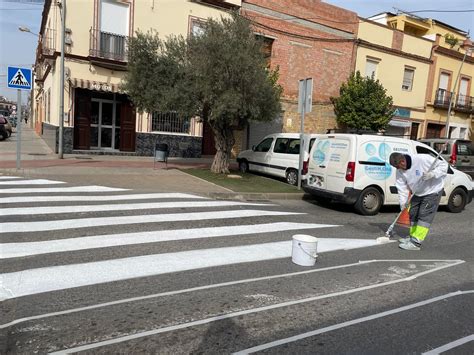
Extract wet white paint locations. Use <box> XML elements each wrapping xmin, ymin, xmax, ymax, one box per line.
<box><xmin>46</xmin><ymin>264</ymin><xmax>467</xmax><ymax>354</ymax></box>
<box><xmin>0</xmin><ymin>238</ymin><xmax>377</xmax><ymax>299</ymax></box>
<box><xmin>0</xmin><ymin>186</ymin><xmax>128</xmax><ymax>194</ymax></box>
<box><xmin>1</xmin><ymin>200</ymin><xmax>273</xmax><ymax>216</ymax></box>
<box><xmin>0</xmin><ymin>179</ymin><xmax>65</xmax><ymax>185</ymax></box>
<box><xmin>1</xmin><ymin>222</ymin><xmax>336</xmax><ymax>258</ymax></box>
<box><xmin>0</xmin><ymin>176</ymin><xmax>21</xmax><ymax>180</ymax></box>
<box><xmin>0</xmin><ymin>193</ymin><xmax>206</xmax><ymax>204</ymax></box>
<box><xmin>0</xmin><ymin>209</ymin><xmax>302</xmax><ymax>233</ymax></box>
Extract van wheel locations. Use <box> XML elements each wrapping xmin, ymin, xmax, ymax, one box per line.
<box><xmin>239</xmin><ymin>160</ymin><xmax>249</xmax><ymax>174</ymax></box>
<box><xmin>355</xmin><ymin>187</ymin><xmax>383</xmax><ymax>216</ymax></box>
<box><xmin>286</xmin><ymin>169</ymin><xmax>298</xmax><ymax>186</ymax></box>
<box><xmin>447</xmin><ymin>187</ymin><xmax>467</xmax><ymax>213</ymax></box>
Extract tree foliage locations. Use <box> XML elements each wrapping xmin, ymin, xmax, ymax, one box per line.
<box><xmin>122</xmin><ymin>13</ymin><xmax>282</xmax><ymax>173</ymax></box>
<box><xmin>330</xmin><ymin>71</ymin><xmax>394</xmax><ymax>132</ymax></box>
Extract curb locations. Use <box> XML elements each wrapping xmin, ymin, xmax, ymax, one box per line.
<box><xmin>207</xmin><ymin>192</ymin><xmax>307</xmax><ymax>201</ymax></box>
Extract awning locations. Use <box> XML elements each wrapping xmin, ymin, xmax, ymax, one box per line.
<box><xmin>70</xmin><ymin>78</ymin><xmax>121</xmax><ymax>93</ymax></box>
<box><xmin>388</xmin><ymin>119</ymin><xmax>411</xmax><ymax>128</ymax></box>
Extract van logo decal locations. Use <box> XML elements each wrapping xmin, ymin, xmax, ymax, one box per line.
<box><xmin>312</xmin><ymin>139</ymin><xmax>330</xmax><ymax>165</ymax></box>
<box><xmin>363</xmin><ymin>143</ymin><xmax>392</xmax><ymax>181</ymax></box>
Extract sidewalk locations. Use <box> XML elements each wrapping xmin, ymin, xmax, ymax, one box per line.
<box><xmin>0</xmin><ymin>125</ymin><xmax>304</xmax><ymax>200</ymax></box>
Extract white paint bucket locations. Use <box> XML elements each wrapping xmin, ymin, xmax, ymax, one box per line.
<box><xmin>292</xmin><ymin>234</ymin><xmax>318</xmax><ymax>266</ymax></box>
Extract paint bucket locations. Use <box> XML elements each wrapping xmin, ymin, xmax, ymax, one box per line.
<box><xmin>292</xmin><ymin>234</ymin><xmax>318</xmax><ymax>266</ymax></box>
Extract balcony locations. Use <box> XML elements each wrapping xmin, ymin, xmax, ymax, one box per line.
<box><xmin>455</xmin><ymin>93</ymin><xmax>474</xmax><ymax>113</ymax></box>
<box><xmin>433</xmin><ymin>89</ymin><xmax>474</xmax><ymax>113</ymax></box>
<box><xmin>89</xmin><ymin>29</ymin><xmax>128</xmax><ymax>70</ymax></box>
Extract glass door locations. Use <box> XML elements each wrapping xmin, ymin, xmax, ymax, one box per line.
<box><xmin>90</xmin><ymin>98</ymin><xmax>120</xmax><ymax>149</ymax></box>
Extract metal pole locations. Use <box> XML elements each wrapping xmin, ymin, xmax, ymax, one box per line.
<box><xmin>297</xmin><ymin>85</ymin><xmax>306</xmax><ymax>190</ymax></box>
<box><xmin>58</xmin><ymin>0</ymin><xmax>66</xmax><ymax>158</ymax></box>
<box><xmin>30</xmin><ymin>66</ymin><xmax>34</xmax><ymax>128</ymax></box>
<box><xmin>16</xmin><ymin>90</ymin><xmax>22</xmax><ymax>170</ymax></box>
<box><xmin>444</xmin><ymin>47</ymin><xmax>470</xmax><ymax>138</ymax></box>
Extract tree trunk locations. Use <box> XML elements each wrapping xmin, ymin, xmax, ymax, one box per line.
<box><xmin>210</xmin><ymin>124</ymin><xmax>235</xmax><ymax>174</ymax></box>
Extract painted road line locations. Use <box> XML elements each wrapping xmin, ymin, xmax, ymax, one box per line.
<box><xmin>1</xmin><ymin>222</ymin><xmax>337</xmax><ymax>258</ymax></box>
<box><xmin>1</xmin><ymin>200</ymin><xmax>273</xmax><ymax>216</ymax></box>
<box><xmin>236</xmin><ymin>290</ymin><xmax>474</xmax><ymax>354</ymax></box>
<box><xmin>0</xmin><ymin>186</ymin><xmax>128</xmax><ymax>194</ymax></box>
<box><xmin>1</xmin><ymin>260</ymin><xmax>374</xmax><ymax>329</ymax></box>
<box><xmin>0</xmin><ymin>193</ymin><xmax>206</xmax><ymax>204</ymax></box>
<box><xmin>422</xmin><ymin>335</ymin><xmax>474</xmax><ymax>355</ymax></box>
<box><xmin>0</xmin><ymin>210</ymin><xmax>300</xmax><ymax>234</ymax></box>
<box><xmin>0</xmin><ymin>238</ymin><xmax>379</xmax><ymax>299</ymax></box>
<box><xmin>0</xmin><ymin>176</ymin><xmax>21</xmax><ymax>180</ymax></box>
<box><xmin>47</xmin><ymin>264</ymin><xmax>467</xmax><ymax>354</ymax></box>
<box><xmin>0</xmin><ymin>179</ymin><xmax>66</xmax><ymax>185</ymax></box>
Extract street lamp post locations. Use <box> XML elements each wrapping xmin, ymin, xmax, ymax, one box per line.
<box><xmin>444</xmin><ymin>38</ymin><xmax>473</xmax><ymax>138</ymax></box>
<box><xmin>58</xmin><ymin>0</ymin><xmax>66</xmax><ymax>159</ymax></box>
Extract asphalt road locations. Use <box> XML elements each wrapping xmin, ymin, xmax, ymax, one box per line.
<box><xmin>0</xmin><ymin>175</ymin><xmax>473</xmax><ymax>354</ymax></box>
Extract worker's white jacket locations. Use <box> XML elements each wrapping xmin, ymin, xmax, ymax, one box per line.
<box><xmin>395</xmin><ymin>154</ymin><xmax>448</xmax><ymax>208</ymax></box>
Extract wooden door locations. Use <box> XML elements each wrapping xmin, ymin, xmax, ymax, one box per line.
<box><xmin>120</xmin><ymin>100</ymin><xmax>136</xmax><ymax>151</ymax></box>
<box><xmin>202</xmin><ymin>121</ymin><xmax>216</xmax><ymax>155</ymax></box>
<box><xmin>73</xmin><ymin>89</ymin><xmax>91</xmax><ymax>149</ymax></box>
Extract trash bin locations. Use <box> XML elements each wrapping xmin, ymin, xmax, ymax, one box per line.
<box><xmin>154</xmin><ymin>143</ymin><xmax>169</xmax><ymax>169</ymax></box>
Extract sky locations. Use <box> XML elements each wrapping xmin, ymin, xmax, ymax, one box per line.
<box><xmin>0</xmin><ymin>0</ymin><xmax>473</xmax><ymax>102</ymax></box>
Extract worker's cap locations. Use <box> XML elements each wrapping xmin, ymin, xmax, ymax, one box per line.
<box><xmin>389</xmin><ymin>152</ymin><xmax>406</xmax><ymax>168</ymax></box>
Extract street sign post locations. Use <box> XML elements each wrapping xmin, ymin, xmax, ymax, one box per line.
<box><xmin>8</xmin><ymin>66</ymin><xmax>32</xmax><ymax>170</ymax></box>
<box><xmin>297</xmin><ymin>78</ymin><xmax>313</xmax><ymax>189</ymax></box>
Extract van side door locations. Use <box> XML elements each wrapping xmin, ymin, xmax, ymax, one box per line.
<box><xmin>270</xmin><ymin>138</ymin><xmax>300</xmax><ymax>178</ymax></box>
<box><xmin>250</xmin><ymin>137</ymin><xmax>274</xmax><ymax>173</ymax></box>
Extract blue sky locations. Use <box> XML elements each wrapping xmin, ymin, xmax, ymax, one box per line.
<box><xmin>0</xmin><ymin>0</ymin><xmax>473</xmax><ymax>102</ymax></box>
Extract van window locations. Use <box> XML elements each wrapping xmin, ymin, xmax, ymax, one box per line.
<box><xmin>416</xmin><ymin>145</ymin><xmax>438</xmax><ymax>157</ymax></box>
<box><xmin>255</xmin><ymin>138</ymin><xmax>273</xmax><ymax>152</ymax></box>
<box><xmin>457</xmin><ymin>141</ymin><xmax>473</xmax><ymax>156</ymax></box>
<box><xmin>274</xmin><ymin>138</ymin><xmax>300</xmax><ymax>154</ymax></box>
<box><xmin>274</xmin><ymin>138</ymin><xmax>289</xmax><ymax>153</ymax></box>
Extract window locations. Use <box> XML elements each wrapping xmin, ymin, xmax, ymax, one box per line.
<box><xmin>99</xmin><ymin>0</ymin><xmax>129</xmax><ymax>60</ymax></box>
<box><xmin>365</xmin><ymin>59</ymin><xmax>379</xmax><ymax>79</ymax></box>
<box><xmin>402</xmin><ymin>67</ymin><xmax>415</xmax><ymax>91</ymax></box>
<box><xmin>273</xmin><ymin>138</ymin><xmax>301</xmax><ymax>154</ymax></box>
<box><xmin>190</xmin><ymin>18</ymin><xmax>205</xmax><ymax>37</ymax></box>
<box><xmin>152</xmin><ymin>111</ymin><xmax>190</xmax><ymax>134</ymax></box>
<box><xmin>255</xmin><ymin>138</ymin><xmax>273</xmax><ymax>152</ymax></box>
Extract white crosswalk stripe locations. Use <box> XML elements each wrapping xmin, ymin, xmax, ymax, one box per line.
<box><xmin>0</xmin><ymin>200</ymin><xmax>273</xmax><ymax>216</ymax></box>
<box><xmin>0</xmin><ymin>179</ymin><xmax>66</xmax><ymax>185</ymax></box>
<box><xmin>0</xmin><ymin>185</ymin><xmax>128</xmax><ymax>194</ymax></box>
<box><xmin>0</xmin><ymin>192</ymin><xmax>206</xmax><ymax>204</ymax></box>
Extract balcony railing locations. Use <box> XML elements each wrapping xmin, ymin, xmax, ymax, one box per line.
<box><xmin>455</xmin><ymin>93</ymin><xmax>474</xmax><ymax>112</ymax></box>
<box><xmin>434</xmin><ymin>88</ymin><xmax>474</xmax><ymax>113</ymax></box>
<box><xmin>89</xmin><ymin>29</ymin><xmax>128</xmax><ymax>62</ymax></box>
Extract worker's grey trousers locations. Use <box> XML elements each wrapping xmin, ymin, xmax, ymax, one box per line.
<box><xmin>409</xmin><ymin>190</ymin><xmax>443</xmax><ymax>242</ymax></box>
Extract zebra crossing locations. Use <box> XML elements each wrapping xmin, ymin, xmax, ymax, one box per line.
<box><xmin>0</xmin><ymin>175</ymin><xmax>398</xmax><ymax>353</ymax></box>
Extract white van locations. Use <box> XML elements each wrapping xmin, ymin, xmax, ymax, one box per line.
<box><xmin>303</xmin><ymin>134</ymin><xmax>473</xmax><ymax>215</ymax></box>
<box><xmin>237</xmin><ymin>133</ymin><xmax>321</xmax><ymax>185</ymax></box>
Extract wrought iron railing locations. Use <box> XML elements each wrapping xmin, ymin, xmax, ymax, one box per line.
<box><xmin>455</xmin><ymin>93</ymin><xmax>474</xmax><ymax>112</ymax></box>
<box><xmin>434</xmin><ymin>88</ymin><xmax>473</xmax><ymax>113</ymax></box>
<box><xmin>152</xmin><ymin>112</ymin><xmax>192</xmax><ymax>134</ymax></box>
<box><xmin>89</xmin><ymin>29</ymin><xmax>128</xmax><ymax>62</ymax></box>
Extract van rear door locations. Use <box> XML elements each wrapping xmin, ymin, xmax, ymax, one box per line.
<box><xmin>310</xmin><ymin>136</ymin><xmax>351</xmax><ymax>192</ymax></box>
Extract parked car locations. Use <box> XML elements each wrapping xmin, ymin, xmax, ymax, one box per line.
<box><xmin>237</xmin><ymin>133</ymin><xmax>321</xmax><ymax>185</ymax></box>
<box><xmin>0</xmin><ymin>118</ymin><xmax>9</xmax><ymax>140</ymax></box>
<box><xmin>303</xmin><ymin>134</ymin><xmax>473</xmax><ymax>215</ymax></box>
<box><xmin>419</xmin><ymin>138</ymin><xmax>474</xmax><ymax>178</ymax></box>
<box><xmin>0</xmin><ymin>115</ymin><xmax>12</xmax><ymax>138</ymax></box>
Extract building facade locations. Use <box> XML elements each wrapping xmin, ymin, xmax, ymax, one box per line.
<box><xmin>354</xmin><ymin>19</ymin><xmax>433</xmax><ymax>139</ymax></box>
<box><xmin>33</xmin><ymin>0</ymin><xmax>240</xmax><ymax>156</ymax></box>
<box><xmin>239</xmin><ymin>0</ymin><xmax>358</xmax><ymax>150</ymax></box>
<box><xmin>371</xmin><ymin>13</ymin><xmax>473</xmax><ymax>139</ymax></box>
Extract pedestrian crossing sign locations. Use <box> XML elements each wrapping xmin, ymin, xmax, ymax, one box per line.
<box><xmin>7</xmin><ymin>66</ymin><xmax>32</xmax><ymax>90</ymax></box>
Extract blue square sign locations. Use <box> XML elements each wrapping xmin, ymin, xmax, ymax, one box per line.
<box><xmin>7</xmin><ymin>66</ymin><xmax>32</xmax><ymax>90</ymax></box>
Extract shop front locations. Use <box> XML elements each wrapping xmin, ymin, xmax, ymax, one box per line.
<box><xmin>73</xmin><ymin>86</ymin><xmax>136</xmax><ymax>152</ymax></box>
